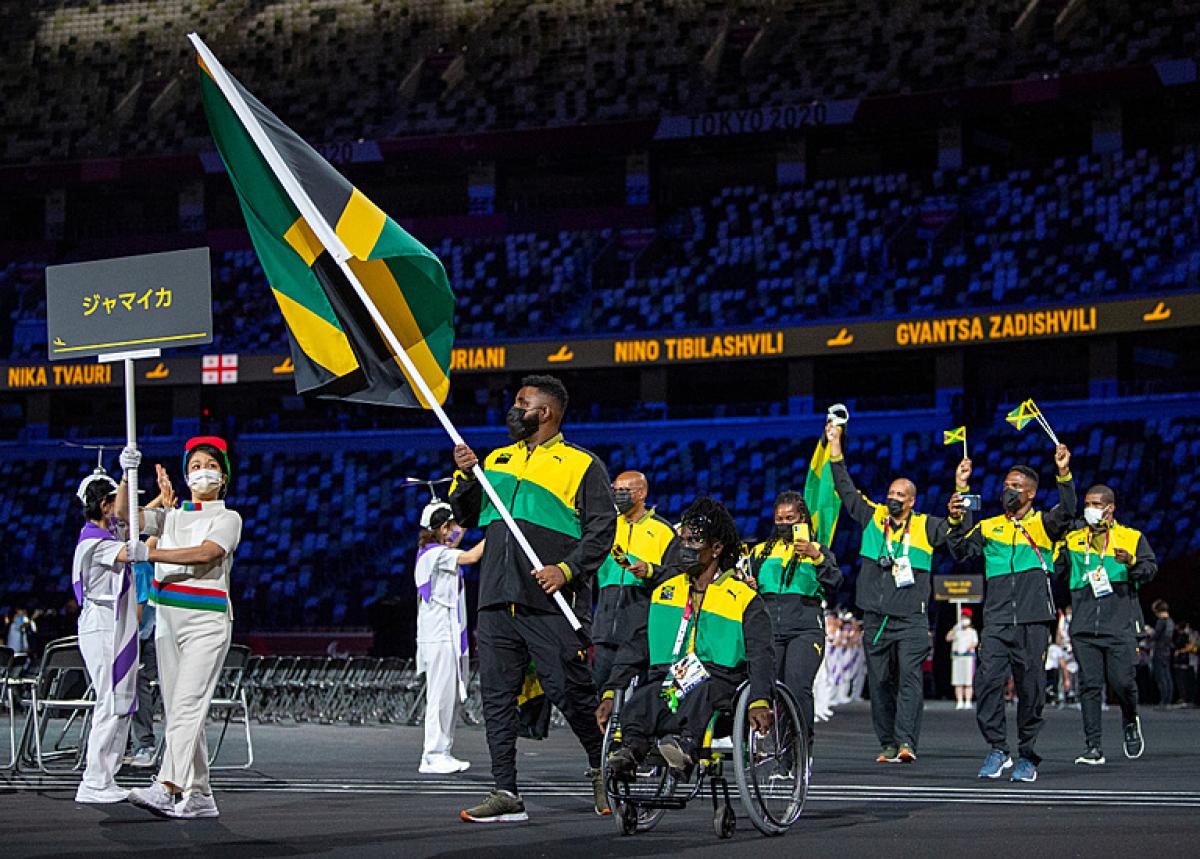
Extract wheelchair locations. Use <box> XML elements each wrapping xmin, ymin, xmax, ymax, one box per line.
<box><xmin>602</xmin><ymin>679</ymin><xmax>809</xmax><ymax>839</ymax></box>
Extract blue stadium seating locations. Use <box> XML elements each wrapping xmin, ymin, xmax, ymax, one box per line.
<box><xmin>4</xmin><ymin>146</ymin><xmax>1199</xmax><ymax>358</ymax></box>
<box><xmin>1</xmin><ymin>400</ymin><xmax>1196</xmax><ymax>628</ymax></box>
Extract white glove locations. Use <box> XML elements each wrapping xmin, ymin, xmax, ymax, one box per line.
<box><xmin>128</xmin><ymin>540</ymin><xmax>150</xmax><ymax>564</ymax></box>
<box><xmin>119</xmin><ymin>445</ymin><xmax>142</xmax><ymax>471</ymax></box>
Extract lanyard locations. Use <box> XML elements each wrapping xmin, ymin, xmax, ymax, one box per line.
<box><xmin>883</xmin><ymin>515</ymin><xmax>912</xmax><ymax>560</ymax></box>
<box><xmin>1083</xmin><ymin>528</ymin><xmax>1110</xmax><ymax>568</ymax></box>
<box><xmin>1010</xmin><ymin>516</ymin><xmax>1050</xmax><ymax>574</ymax></box>
<box><xmin>668</xmin><ymin>590</ymin><xmax>705</xmax><ymax>663</ymax></box>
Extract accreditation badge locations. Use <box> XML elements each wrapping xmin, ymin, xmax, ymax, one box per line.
<box><xmin>669</xmin><ymin>652</ymin><xmax>710</xmax><ymax>700</ymax></box>
<box><xmin>1088</xmin><ymin>566</ymin><xmax>1114</xmax><ymax>598</ymax></box>
<box><xmin>892</xmin><ymin>556</ymin><xmax>916</xmax><ymax>588</ymax></box>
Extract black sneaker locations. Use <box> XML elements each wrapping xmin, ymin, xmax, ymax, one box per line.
<box><xmin>1074</xmin><ymin>748</ymin><xmax>1105</xmax><ymax>766</ymax></box>
<box><xmin>1123</xmin><ymin>716</ymin><xmax>1145</xmax><ymax>760</ymax></box>
<box><xmin>459</xmin><ymin>789</ymin><xmax>529</xmax><ymax>823</ymax></box>
<box><xmin>606</xmin><ymin>747</ymin><xmax>639</xmax><ymax>777</ymax></box>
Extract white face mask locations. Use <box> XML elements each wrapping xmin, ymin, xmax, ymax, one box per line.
<box><xmin>1083</xmin><ymin>507</ymin><xmax>1107</xmax><ymax>527</ymax></box>
<box><xmin>187</xmin><ymin>468</ymin><xmax>224</xmax><ymax>493</ymax></box>
<box><xmin>960</xmin><ymin>619</ymin><xmax>970</xmax><ymax>628</ymax></box>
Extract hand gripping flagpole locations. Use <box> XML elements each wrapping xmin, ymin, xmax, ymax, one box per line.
<box><xmin>190</xmin><ymin>34</ymin><xmax>581</xmax><ymax>631</ymax></box>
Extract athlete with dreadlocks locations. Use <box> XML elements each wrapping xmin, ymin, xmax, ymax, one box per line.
<box><xmin>746</xmin><ymin>490</ymin><xmax>843</xmax><ymax>746</ymax></box>
<box><xmin>597</xmin><ymin>497</ymin><xmax>775</xmax><ymax>775</ymax></box>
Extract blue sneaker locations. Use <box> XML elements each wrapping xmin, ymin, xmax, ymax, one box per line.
<box><xmin>1010</xmin><ymin>758</ymin><xmax>1038</xmax><ymax>782</ymax></box>
<box><xmin>977</xmin><ymin>749</ymin><xmax>1013</xmax><ymax>779</ymax></box>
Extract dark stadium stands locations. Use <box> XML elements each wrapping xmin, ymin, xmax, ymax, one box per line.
<box><xmin>2</xmin><ymin>1</ymin><xmax>1198</xmax><ymax>164</ymax></box>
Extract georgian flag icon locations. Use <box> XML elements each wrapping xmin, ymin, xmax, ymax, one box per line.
<box><xmin>202</xmin><ymin>353</ymin><xmax>239</xmax><ymax>385</ymax></box>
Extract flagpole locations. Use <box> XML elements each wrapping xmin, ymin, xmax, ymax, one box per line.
<box><xmin>1026</xmin><ymin>400</ymin><xmax>1060</xmax><ymax>446</ymax></box>
<box><xmin>123</xmin><ymin>358</ymin><xmax>140</xmax><ymax>565</ymax></box>
<box><xmin>190</xmin><ymin>34</ymin><xmax>581</xmax><ymax>631</ymax></box>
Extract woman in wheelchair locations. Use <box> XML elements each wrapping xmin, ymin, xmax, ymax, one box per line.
<box><xmin>595</xmin><ymin>497</ymin><xmax>775</xmax><ymax>778</ymax></box>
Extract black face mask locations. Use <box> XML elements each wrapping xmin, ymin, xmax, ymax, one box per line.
<box><xmin>676</xmin><ymin>546</ymin><xmax>705</xmax><ymax>577</ymax></box>
<box><xmin>772</xmin><ymin>523</ymin><xmax>793</xmax><ymax>542</ymax></box>
<box><xmin>1002</xmin><ymin>488</ymin><xmax>1024</xmax><ymax>513</ymax></box>
<box><xmin>613</xmin><ymin>489</ymin><xmax>635</xmax><ymax>514</ymax></box>
<box><xmin>886</xmin><ymin>498</ymin><xmax>906</xmax><ymax>519</ymax></box>
<box><xmin>506</xmin><ymin>406</ymin><xmax>539</xmax><ymax>442</ymax></box>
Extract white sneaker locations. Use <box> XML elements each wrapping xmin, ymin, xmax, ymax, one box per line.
<box><xmin>420</xmin><ymin>755</ymin><xmax>471</xmax><ymax>774</ymax></box>
<box><xmin>127</xmin><ymin>782</ymin><xmax>178</xmax><ymax>818</ymax></box>
<box><xmin>126</xmin><ymin>747</ymin><xmax>157</xmax><ymax>768</ymax></box>
<box><xmin>175</xmin><ymin>792</ymin><xmax>219</xmax><ymax>819</ymax></box>
<box><xmin>75</xmin><ymin>783</ymin><xmax>130</xmax><ymax>804</ymax></box>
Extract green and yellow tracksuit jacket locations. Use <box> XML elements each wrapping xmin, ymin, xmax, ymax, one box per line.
<box><xmin>831</xmin><ymin>457</ymin><xmax>958</xmax><ymax>619</ymax></box>
<box><xmin>449</xmin><ymin>433</ymin><xmax>616</xmax><ymax>621</ymax></box>
<box><xmin>1053</xmin><ymin>521</ymin><xmax>1157</xmax><ymax>638</ymax></box>
<box><xmin>948</xmin><ymin>475</ymin><xmax>1076</xmax><ymax>625</ymax></box>
<box><xmin>593</xmin><ymin>509</ymin><xmax>678</xmax><ymax>646</ymax></box>
<box><xmin>747</xmin><ymin>540</ymin><xmax>842</xmax><ymax>638</ymax></box>
<box><xmin>603</xmin><ymin>570</ymin><xmax>776</xmax><ymax>707</ymax></box>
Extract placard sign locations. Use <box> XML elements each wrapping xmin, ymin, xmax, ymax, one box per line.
<box><xmin>45</xmin><ymin>247</ymin><xmax>213</xmax><ymax>360</ymax></box>
<box><xmin>935</xmin><ymin>575</ymin><xmax>984</xmax><ymax>603</ymax></box>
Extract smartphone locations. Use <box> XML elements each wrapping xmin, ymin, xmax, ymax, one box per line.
<box><xmin>611</xmin><ymin>545</ymin><xmax>632</xmax><ymax>569</ymax></box>
<box><xmin>960</xmin><ymin>494</ymin><xmax>982</xmax><ymax>512</ymax></box>
<box><xmin>792</xmin><ymin>523</ymin><xmax>811</xmax><ymax>543</ymax></box>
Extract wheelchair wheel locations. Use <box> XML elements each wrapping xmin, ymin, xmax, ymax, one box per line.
<box><xmin>714</xmin><ymin>804</ymin><xmax>736</xmax><ymax>839</ymax></box>
<box><xmin>732</xmin><ymin>681</ymin><xmax>810</xmax><ymax>836</ymax></box>
<box><xmin>602</xmin><ymin>710</ymin><xmax>676</xmax><ymax>834</ymax></box>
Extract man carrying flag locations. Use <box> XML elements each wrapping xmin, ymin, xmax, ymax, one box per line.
<box><xmin>827</xmin><ymin>423</ymin><xmax>972</xmax><ymax>764</ymax></box>
<box><xmin>450</xmin><ymin>376</ymin><xmax>617</xmax><ymax>822</ymax></box>
<box><xmin>947</xmin><ymin>444</ymin><xmax>1076</xmax><ymax>783</ymax></box>
<box><xmin>191</xmin><ymin>35</ymin><xmax>607</xmax><ymax>821</ymax></box>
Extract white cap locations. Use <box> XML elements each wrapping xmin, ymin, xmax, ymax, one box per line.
<box><xmin>76</xmin><ymin>470</ymin><xmax>118</xmax><ymax>505</ymax></box>
<box><xmin>420</xmin><ymin>501</ymin><xmax>453</xmax><ymax>529</ymax></box>
<box><xmin>827</xmin><ymin>402</ymin><xmax>850</xmax><ymax>426</ymax></box>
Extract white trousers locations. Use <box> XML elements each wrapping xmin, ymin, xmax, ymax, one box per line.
<box><xmin>155</xmin><ymin>606</ymin><xmax>231</xmax><ymax>795</ymax></box>
<box><xmin>419</xmin><ymin>638</ymin><xmax>460</xmax><ymax>762</ymax></box>
<box><xmin>813</xmin><ymin>652</ymin><xmax>833</xmax><ymax>715</ymax></box>
<box><xmin>79</xmin><ymin>602</ymin><xmax>132</xmax><ymax>790</ymax></box>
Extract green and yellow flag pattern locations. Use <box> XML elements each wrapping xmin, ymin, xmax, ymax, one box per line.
<box><xmin>943</xmin><ymin>426</ymin><xmax>966</xmax><ymax>445</ymax></box>
<box><xmin>196</xmin><ymin>50</ymin><xmax>454</xmax><ymax>408</ymax></box>
<box><xmin>1005</xmin><ymin>399</ymin><xmax>1041</xmax><ymax>430</ymax></box>
<box><xmin>804</xmin><ymin>430</ymin><xmax>841</xmax><ymax>546</ymax></box>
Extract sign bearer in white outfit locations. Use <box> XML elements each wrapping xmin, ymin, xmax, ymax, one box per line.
<box><xmin>122</xmin><ymin>436</ymin><xmax>243</xmax><ymax>820</ymax></box>
<box><xmin>72</xmin><ymin>469</ymin><xmax>148</xmax><ymax>804</ymax></box>
<box><xmin>415</xmin><ymin>501</ymin><xmax>484</xmax><ymax>774</ymax></box>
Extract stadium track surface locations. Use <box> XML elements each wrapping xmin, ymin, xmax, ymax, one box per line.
<box><xmin>2</xmin><ymin>702</ymin><xmax>1198</xmax><ymax>858</ymax></box>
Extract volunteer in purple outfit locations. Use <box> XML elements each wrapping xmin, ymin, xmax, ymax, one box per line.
<box><xmin>72</xmin><ymin>469</ymin><xmax>150</xmax><ymax>804</ymax></box>
<box><xmin>415</xmin><ymin>501</ymin><xmax>484</xmax><ymax>774</ymax></box>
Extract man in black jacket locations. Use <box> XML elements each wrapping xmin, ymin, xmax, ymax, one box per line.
<box><xmin>596</xmin><ymin>497</ymin><xmax>775</xmax><ymax>775</ymax></box>
<box><xmin>1054</xmin><ymin>484</ymin><xmax>1157</xmax><ymax>765</ymax></box>
<box><xmin>828</xmin><ymin>423</ymin><xmax>971</xmax><ymax>763</ymax></box>
<box><xmin>948</xmin><ymin>446</ymin><xmax>1076</xmax><ymax>783</ymax></box>
<box><xmin>449</xmin><ymin>375</ymin><xmax>617</xmax><ymax>823</ymax></box>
